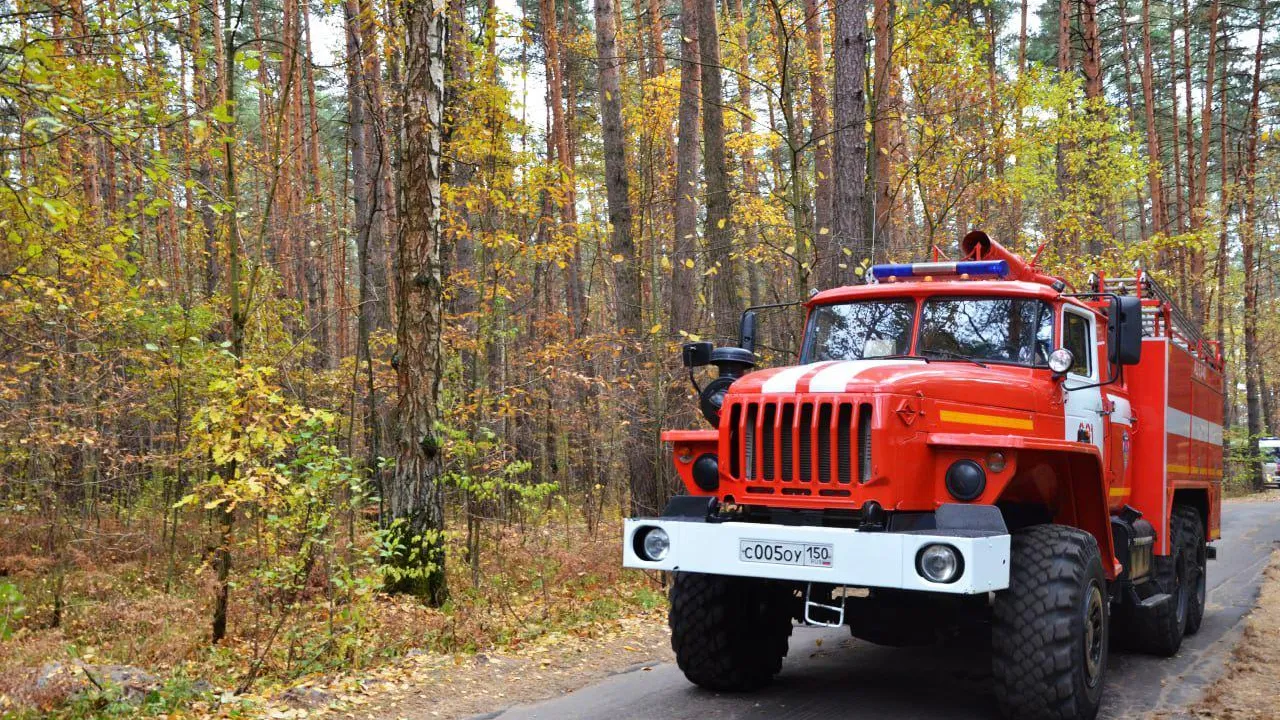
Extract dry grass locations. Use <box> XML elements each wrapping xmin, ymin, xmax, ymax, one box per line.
<box><xmin>1189</xmin><ymin>550</ymin><xmax>1280</xmax><ymax>720</ymax></box>
<box><xmin>0</xmin><ymin>510</ymin><xmax>664</xmax><ymax>717</ymax></box>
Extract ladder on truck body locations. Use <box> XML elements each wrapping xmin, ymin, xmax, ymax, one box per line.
<box><xmin>1087</xmin><ymin>270</ymin><xmax>1223</xmax><ymax>370</ymax></box>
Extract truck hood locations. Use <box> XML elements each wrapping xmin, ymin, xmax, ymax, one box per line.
<box><xmin>731</xmin><ymin>359</ymin><xmax>1046</xmax><ymax>413</ymax></box>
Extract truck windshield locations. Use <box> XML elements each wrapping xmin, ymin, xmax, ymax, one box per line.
<box><xmin>918</xmin><ymin>297</ymin><xmax>1054</xmax><ymax>366</ymax></box>
<box><xmin>803</xmin><ymin>300</ymin><xmax>915</xmax><ymax>361</ymax></box>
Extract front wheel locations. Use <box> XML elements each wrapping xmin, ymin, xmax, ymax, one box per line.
<box><xmin>992</xmin><ymin>525</ymin><xmax>1109</xmax><ymax>720</ymax></box>
<box><xmin>668</xmin><ymin>572</ymin><xmax>793</xmax><ymax>691</ymax></box>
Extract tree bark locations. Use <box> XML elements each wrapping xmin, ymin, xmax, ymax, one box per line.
<box><xmin>733</xmin><ymin>0</ymin><xmax>760</xmax><ymax>274</ymax></box>
<box><xmin>1139</xmin><ymin>0</ymin><xmax>1167</xmax><ymax>237</ymax></box>
<box><xmin>387</xmin><ymin>0</ymin><xmax>448</xmax><ymax>604</ymax></box>
<box><xmin>671</xmin><ymin>0</ymin><xmax>700</xmax><ymax>338</ymax></box>
<box><xmin>803</xmin><ymin>0</ymin><xmax>832</xmax><ymax>239</ymax></box>
<box><xmin>1080</xmin><ymin>0</ymin><xmax>1100</xmax><ymax>99</ymax></box>
<box><xmin>1116</xmin><ymin>0</ymin><xmax>1149</xmax><ymax>241</ymax></box>
<box><xmin>698</xmin><ymin>0</ymin><xmax>737</xmax><ymax>339</ymax></box>
<box><xmin>595</xmin><ymin>0</ymin><xmax>659</xmax><ymax>516</ymax></box>
<box><xmin>831</xmin><ymin>0</ymin><xmax>870</xmax><ymax>280</ymax></box>
<box><xmin>1241</xmin><ymin>0</ymin><xmax>1268</xmax><ymax>492</ymax></box>
<box><xmin>1057</xmin><ymin>0</ymin><xmax>1071</xmax><ymax>74</ymax></box>
<box><xmin>1167</xmin><ymin>18</ymin><xmax>1183</xmax><ymax>238</ymax></box>
<box><xmin>871</xmin><ymin>0</ymin><xmax>897</xmax><ymax>253</ymax></box>
<box><xmin>212</xmin><ymin>0</ymin><xmax>244</xmax><ymax>644</ymax></box>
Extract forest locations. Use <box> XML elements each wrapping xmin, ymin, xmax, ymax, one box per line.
<box><xmin>0</xmin><ymin>0</ymin><xmax>1276</xmax><ymax>712</ymax></box>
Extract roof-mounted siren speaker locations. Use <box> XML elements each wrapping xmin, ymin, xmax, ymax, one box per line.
<box><xmin>959</xmin><ymin>229</ymin><xmax>1066</xmax><ymax>290</ymax></box>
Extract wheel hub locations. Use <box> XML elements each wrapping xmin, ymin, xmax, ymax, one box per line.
<box><xmin>1083</xmin><ymin>583</ymin><xmax>1105</xmax><ymax>686</ymax></box>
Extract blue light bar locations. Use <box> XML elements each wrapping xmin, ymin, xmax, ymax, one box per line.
<box><xmin>869</xmin><ymin>260</ymin><xmax>1008</xmax><ymax>281</ymax></box>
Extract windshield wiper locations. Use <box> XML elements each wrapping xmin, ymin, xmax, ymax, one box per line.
<box><xmin>921</xmin><ymin>349</ymin><xmax>988</xmax><ymax>368</ymax></box>
<box><xmin>873</xmin><ymin>353</ymin><xmax>931</xmax><ymax>362</ymax></box>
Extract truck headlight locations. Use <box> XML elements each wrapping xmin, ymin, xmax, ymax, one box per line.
<box><xmin>917</xmin><ymin>543</ymin><xmax>963</xmax><ymax>584</ymax></box>
<box><xmin>1048</xmin><ymin>348</ymin><xmax>1075</xmax><ymax>374</ymax></box>
<box><xmin>636</xmin><ymin>526</ymin><xmax>670</xmax><ymax>561</ymax></box>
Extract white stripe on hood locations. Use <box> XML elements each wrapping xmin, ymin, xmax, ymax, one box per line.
<box><xmin>761</xmin><ymin>359</ymin><xmax>924</xmax><ymax>394</ymax></box>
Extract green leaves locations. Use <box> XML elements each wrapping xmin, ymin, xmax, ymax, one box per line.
<box><xmin>0</xmin><ymin>582</ymin><xmax>25</xmax><ymax>641</ymax></box>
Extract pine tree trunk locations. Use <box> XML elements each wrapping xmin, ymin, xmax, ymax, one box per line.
<box><xmin>1057</xmin><ymin>0</ymin><xmax>1071</xmax><ymax>73</ymax></box>
<box><xmin>733</xmin><ymin>0</ymin><xmax>760</xmax><ymax>270</ymax></box>
<box><xmin>594</xmin><ymin>0</ymin><xmax>658</xmax><ymax>515</ymax></box>
<box><xmin>671</xmin><ymin>0</ymin><xmax>700</xmax><ymax>338</ymax></box>
<box><xmin>1080</xmin><ymin>0</ymin><xmax>1100</xmax><ymax>99</ymax></box>
<box><xmin>1167</xmin><ymin>20</ymin><xmax>1183</xmax><ymax>238</ymax></box>
<box><xmin>388</xmin><ymin>0</ymin><xmax>448</xmax><ymax>604</ymax></box>
<box><xmin>803</xmin><ymin>0</ymin><xmax>832</xmax><ymax>239</ymax></box>
<box><xmin>1116</xmin><ymin>0</ymin><xmax>1149</xmax><ymax>241</ymax></box>
<box><xmin>831</xmin><ymin>0</ymin><xmax>869</xmax><ymax>281</ymax></box>
<box><xmin>1241</xmin><ymin>0</ymin><xmax>1268</xmax><ymax>492</ymax></box>
<box><xmin>698</xmin><ymin>0</ymin><xmax>737</xmax><ymax>339</ymax></box>
<box><xmin>1139</xmin><ymin>0</ymin><xmax>1166</xmax><ymax>237</ymax></box>
<box><xmin>871</xmin><ymin>0</ymin><xmax>897</xmax><ymax>253</ymax></box>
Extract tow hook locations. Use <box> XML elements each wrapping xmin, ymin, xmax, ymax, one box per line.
<box><xmin>804</xmin><ymin>583</ymin><xmax>847</xmax><ymax>627</ymax></box>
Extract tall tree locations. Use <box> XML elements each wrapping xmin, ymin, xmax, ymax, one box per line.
<box><xmin>1241</xmin><ymin>0</ymin><xmax>1268</xmax><ymax>491</ymax></box>
<box><xmin>211</xmin><ymin>0</ymin><xmax>247</xmax><ymax>645</ymax></box>
<box><xmin>803</xmin><ymin>0</ymin><xmax>833</xmax><ymax>238</ymax></box>
<box><xmin>595</xmin><ymin>0</ymin><xmax>658</xmax><ymax>515</ymax></box>
<box><xmin>388</xmin><ymin>0</ymin><xmax>448</xmax><ymax>604</ymax></box>
<box><xmin>871</xmin><ymin>0</ymin><xmax>898</xmax><ymax>251</ymax></box>
<box><xmin>1116</xmin><ymin>0</ymin><xmax>1150</xmax><ymax>241</ymax></box>
<box><xmin>1139</xmin><ymin>0</ymin><xmax>1167</xmax><ymax>238</ymax></box>
<box><xmin>698</xmin><ymin>0</ymin><xmax>737</xmax><ymax>339</ymax></box>
<box><xmin>830</xmin><ymin>0</ymin><xmax>870</xmax><ymax>280</ymax></box>
<box><xmin>1057</xmin><ymin>0</ymin><xmax>1071</xmax><ymax>74</ymax></box>
<box><xmin>671</xmin><ymin>0</ymin><xmax>701</xmax><ymax>338</ymax></box>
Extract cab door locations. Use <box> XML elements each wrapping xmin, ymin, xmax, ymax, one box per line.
<box><xmin>1062</xmin><ymin>308</ymin><xmax>1107</xmax><ymax>462</ymax></box>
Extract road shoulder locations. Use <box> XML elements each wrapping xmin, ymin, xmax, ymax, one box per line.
<box><xmin>1185</xmin><ymin>548</ymin><xmax>1280</xmax><ymax>719</ymax></box>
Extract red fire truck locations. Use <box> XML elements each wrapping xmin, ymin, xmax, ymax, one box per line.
<box><xmin>623</xmin><ymin>232</ymin><xmax>1223</xmax><ymax>720</ymax></box>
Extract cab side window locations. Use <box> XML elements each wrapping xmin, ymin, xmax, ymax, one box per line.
<box><xmin>1064</xmin><ymin>312</ymin><xmax>1092</xmax><ymax>377</ymax></box>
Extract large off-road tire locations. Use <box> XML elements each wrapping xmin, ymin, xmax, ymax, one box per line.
<box><xmin>1177</xmin><ymin>506</ymin><xmax>1207</xmax><ymax>636</ymax></box>
<box><xmin>669</xmin><ymin>572</ymin><xmax>793</xmax><ymax>691</ymax></box>
<box><xmin>1127</xmin><ymin>506</ymin><xmax>1199</xmax><ymax>655</ymax></box>
<box><xmin>992</xmin><ymin>525</ymin><xmax>1109</xmax><ymax>720</ymax></box>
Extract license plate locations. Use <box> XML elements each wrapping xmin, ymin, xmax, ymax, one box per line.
<box><xmin>739</xmin><ymin>539</ymin><xmax>834</xmax><ymax>568</ymax></box>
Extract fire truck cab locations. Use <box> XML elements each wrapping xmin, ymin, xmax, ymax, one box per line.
<box><xmin>623</xmin><ymin>232</ymin><xmax>1222</xmax><ymax>720</ymax></box>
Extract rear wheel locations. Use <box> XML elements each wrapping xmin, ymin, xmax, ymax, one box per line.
<box><xmin>1177</xmin><ymin>506</ymin><xmax>1207</xmax><ymax>636</ymax></box>
<box><xmin>1127</xmin><ymin>507</ymin><xmax>1197</xmax><ymax>655</ymax></box>
<box><xmin>668</xmin><ymin>572</ymin><xmax>793</xmax><ymax>691</ymax></box>
<box><xmin>992</xmin><ymin>524</ymin><xmax>1108</xmax><ymax>720</ymax></box>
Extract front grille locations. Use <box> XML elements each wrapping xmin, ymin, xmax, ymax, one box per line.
<box><xmin>727</xmin><ymin>398</ymin><xmax>871</xmax><ymax>487</ymax></box>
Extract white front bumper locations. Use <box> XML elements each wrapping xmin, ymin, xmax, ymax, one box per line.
<box><xmin>623</xmin><ymin>518</ymin><xmax>1010</xmax><ymax>595</ymax></box>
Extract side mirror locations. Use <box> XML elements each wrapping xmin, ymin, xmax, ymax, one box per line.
<box><xmin>682</xmin><ymin>341</ymin><xmax>714</xmax><ymax>368</ymax></box>
<box><xmin>1111</xmin><ymin>296</ymin><xmax>1143</xmax><ymax>366</ymax></box>
<box><xmin>739</xmin><ymin>310</ymin><xmax>757</xmax><ymax>353</ymax></box>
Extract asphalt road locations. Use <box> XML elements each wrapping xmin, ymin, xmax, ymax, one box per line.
<box><xmin>482</xmin><ymin>500</ymin><xmax>1280</xmax><ymax>720</ymax></box>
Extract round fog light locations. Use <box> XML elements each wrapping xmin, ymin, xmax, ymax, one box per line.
<box><xmin>692</xmin><ymin>453</ymin><xmax>719</xmax><ymax>491</ymax></box>
<box><xmin>917</xmin><ymin>544</ymin><xmax>962</xmax><ymax>584</ymax></box>
<box><xmin>945</xmin><ymin>459</ymin><xmax>987</xmax><ymax>501</ymax></box>
<box><xmin>640</xmin><ymin>527</ymin><xmax>670</xmax><ymax>561</ymax></box>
